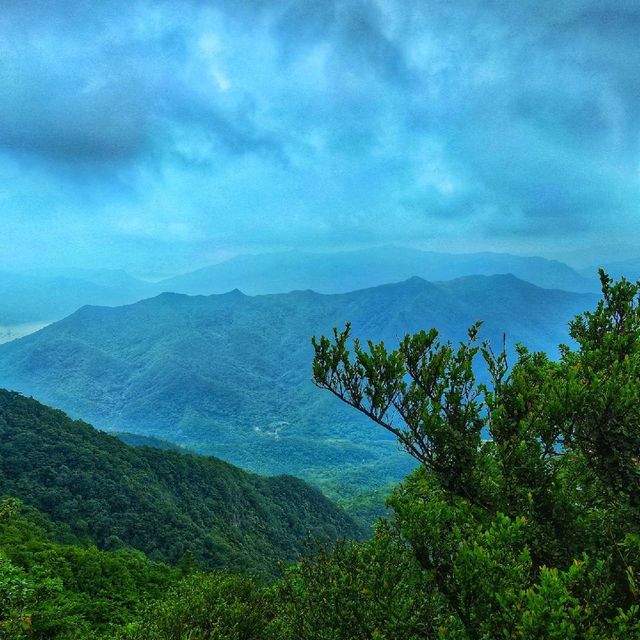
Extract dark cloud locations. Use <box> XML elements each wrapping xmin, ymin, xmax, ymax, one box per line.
<box><xmin>0</xmin><ymin>76</ymin><xmax>149</xmax><ymax>162</ymax></box>
<box><xmin>0</xmin><ymin>0</ymin><xmax>637</xmax><ymax>271</ymax></box>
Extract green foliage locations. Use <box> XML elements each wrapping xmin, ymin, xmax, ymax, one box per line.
<box><xmin>310</xmin><ymin>272</ymin><xmax>640</xmax><ymax>638</ymax></box>
<box><xmin>0</xmin><ymin>274</ymin><xmax>594</xmax><ymax>493</ymax></box>
<box><xmin>119</xmin><ymin>573</ymin><xmax>271</xmax><ymax>640</ymax></box>
<box><xmin>270</xmin><ymin>521</ymin><xmax>442</xmax><ymax>640</ymax></box>
<box><xmin>0</xmin><ymin>497</ymin><xmax>179</xmax><ymax>639</ymax></box>
<box><xmin>1</xmin><ymin>272</ymin><xmax>638</xmax><ymax>639</ymax></box>
<box><xmin>559</xmin><ymin>271</ymin><xmax>640</xmax><ymax>504</ymax></box>
<box><xmin>0</xmin><ymin>552</ymin><xmax>39</xmax><ymax>639</ymax></box>
<box><xmin>0</xmin><ymin>391</ymin><xmax>361</xmax><ymax>577</ymax></box>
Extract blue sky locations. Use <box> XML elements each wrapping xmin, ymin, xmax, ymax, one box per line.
<box><xmin>0</xmin><ymin>0</ymin><xmax>638</xmax><ymax>276</ymax></box>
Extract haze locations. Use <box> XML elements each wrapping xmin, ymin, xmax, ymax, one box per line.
<box><xmin>0</xmin><ymin>0</ymin><xmax>639</xmax><ymax>277</ymax></box>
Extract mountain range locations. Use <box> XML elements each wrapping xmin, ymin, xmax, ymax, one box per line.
<box><xmin>160</xmin><ymin>248</ymin><xmax>598</xmax><ymax>295</ymax></box>
<box><xmin>1</xmin><ymin>248</ymin><xmax>611</xmax><ymax>329</ymax></box>
<box><xmin>581</xmin><ymin>257</ymin><xmax>640</xmax><ymax>282</ymax></box>
<box><xmin>0</xmin><ymin>269</ymin><xmax>151</xmax><ymax>327</ymax></box>
<box><xmin>0</xmin><ymin>275</ymin><xmax>597</xmax><ymax>496</ymax></box>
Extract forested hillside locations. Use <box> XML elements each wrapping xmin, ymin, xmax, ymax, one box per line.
<box><xmin>0</xmin><ymin>499</ymin><xmax>181</xmax><ymax>637</ymax></box>
<box><xmin>0</xmin><ymin>276</ymin><xmax>596</xmax><ymax>495</ymax></box>
<box><xmin>0</xmin><ymin>390</ymin><xmax>361</xmax><ymax>576</ymax></box>
<box><xmin>2</xmin><ymin>274</ymin><xmax>637</xmax><ymax>640</ymax></box>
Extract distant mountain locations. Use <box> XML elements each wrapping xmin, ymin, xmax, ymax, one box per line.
<box><xmin>0</xmin><ymin>389</ymin><xmax>361</xmax><ymax>574</ymax></box>
<box><xmin>581</xmin><ymin>258</ymin><xmax>640</xmax><ymax>283</ymax></box>
<box><xmin>0</xmin><ymin>270</ymin><xmax>153</xmax><ymax>325</ymax></box>
<box><xmin>0</xmin><ymin>275</ymin><xmax>597</xmax><ymax>491</ymax></box>
<box><xmin>51</xmin><ymin>268</ymin><xmax>153</xmax><ymax>294</ymax></box>
<box><xmin>0</xmin><ymin>249</ymin><xmax>594</xmax><ymax>331</ymax></box>
<box><xmin>159</xmin><ymin>248</ymin><xmax>596</xmax><ymax>295</ymax></box>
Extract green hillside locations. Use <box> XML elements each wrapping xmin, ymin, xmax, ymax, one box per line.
<box><xmin>0</xmin><ymin>274</ymin><xmax>637</xmax><ymax>640</ymax></box>
<box><xmin>0</xmin><ymin>276</ymin><xmax>596</xmax><ymax>493</ymax></box>
<box><xmin>0</xmin><ymin>499</ymin><xmax>180</xmax><ymax>637</ymax></box>
<box><xmin>112</xmin><ymin>431</ymin><xmax>190</xmax><ymax>452</ymax></box>
<box><xmin>0</xmin><ymin>389</ymin><xmax>361</xmax><ymax>575</ymax></box>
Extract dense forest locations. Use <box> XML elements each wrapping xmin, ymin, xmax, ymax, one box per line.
<box><xmin>1</xmin><ymin>272</ymin><xmax>639</xmax><ymax>638</ymax></box>
<box><xmin>0</xmin><ymin>274</ymin><xmax>595</xmax><ymax>516</ymax></box>
<box><xmin>0</xmin><ymin>390</ymin><xmax>361</xmax><ymax>576</ymax></box>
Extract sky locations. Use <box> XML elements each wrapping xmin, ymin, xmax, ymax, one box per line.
<box><xmin>0</xmin><ymin>0</ymin><xmax>638</xmax><ymax>277</ymax></box>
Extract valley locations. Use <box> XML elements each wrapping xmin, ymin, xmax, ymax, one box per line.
<box><xmin>0</xmin><ymin>321</ymin><xmax>50</xmax><ymax>344</ymax></box>
<box><xmin>1</xmin><ymin>2</ymin><xmax>637</xmax><ymax>634</ymax></box>
<box><xmin>0</xmin><ymin>274</ymin><xmax>597</xmax><ymax>518</ymax></box>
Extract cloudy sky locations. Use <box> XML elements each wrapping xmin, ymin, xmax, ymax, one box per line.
<box><xmin>0</xmin><ymin>0</ymin><xmax>638</xmax><ymax>276</ymax></box>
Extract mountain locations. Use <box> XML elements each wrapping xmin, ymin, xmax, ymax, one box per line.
<box><xmin>0</xmin><ymin>249</ymin><xmax>594</xmax><ymax>333</ymax></box>
<box><xmin>52</xmin><ymin>268</ymin><xmax>154</xmax><ymax>295</ymax></box>
<box><xmin>0</xmin><ymin>389</ymin><xmax>361</xmax><ymax>575</ymax></box>
<box><xmin>0</xmin><ymin>270</ymin><xmax>153</xmax><ymax>325</ymax></box>
<box><xmin>159</xmin><ymin>248</ymin><xmax>596</xmax><ymax>295</ymax></box>
<box><xmin>0</xmin><ymin>275</ymin><xmax>597</xmax><ymax>494</ymax></box>
<box><xmin>581</xmin><ymin>257</ymin><xmax>640</xmax><ymax>283</ymax></box>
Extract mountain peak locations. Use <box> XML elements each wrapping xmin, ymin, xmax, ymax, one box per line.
<box><xmin>403</xmin><ymin>275</ymin><xmax>428</xmax><ymax>285</ymax></box>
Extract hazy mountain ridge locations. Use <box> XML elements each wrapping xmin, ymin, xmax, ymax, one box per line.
<box><xmin>581</xmin><ymin>257</ymin><xmax>640</xmax><ymax>282</ymax></box>
<box><xmin>0</xmin><ymin>249</ymin><xmax>602</xmax><ymax>330</ymax></box>
<box><xmin>0</xmin><ymin>270</ymin><xmax>154</xmax><ymax>325</ymax></box>
<box><xmin>159</xmin><ymin>248</ymin><xmax>597</xmax><ymax>295</ymax></box>
<box><xmin>0</xmin><ymin>275</ymin><xmax>597</xmax><ymax>491</ymax></box>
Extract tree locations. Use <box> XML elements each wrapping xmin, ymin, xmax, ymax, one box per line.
<box><xmin>311</xmin><ymin>271</ymin><xmax>640</xmax><ymax>638</ymax></box>
<box><xmin>120</xmin><ymin>572</ymin><xmax>271</xmax><ymax>640</ymax></box>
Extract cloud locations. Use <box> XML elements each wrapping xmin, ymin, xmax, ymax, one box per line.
<box><xmin>0</xmin><ymin>0</ymin><xmax>638</xmax><ymax>272</ymax></box>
